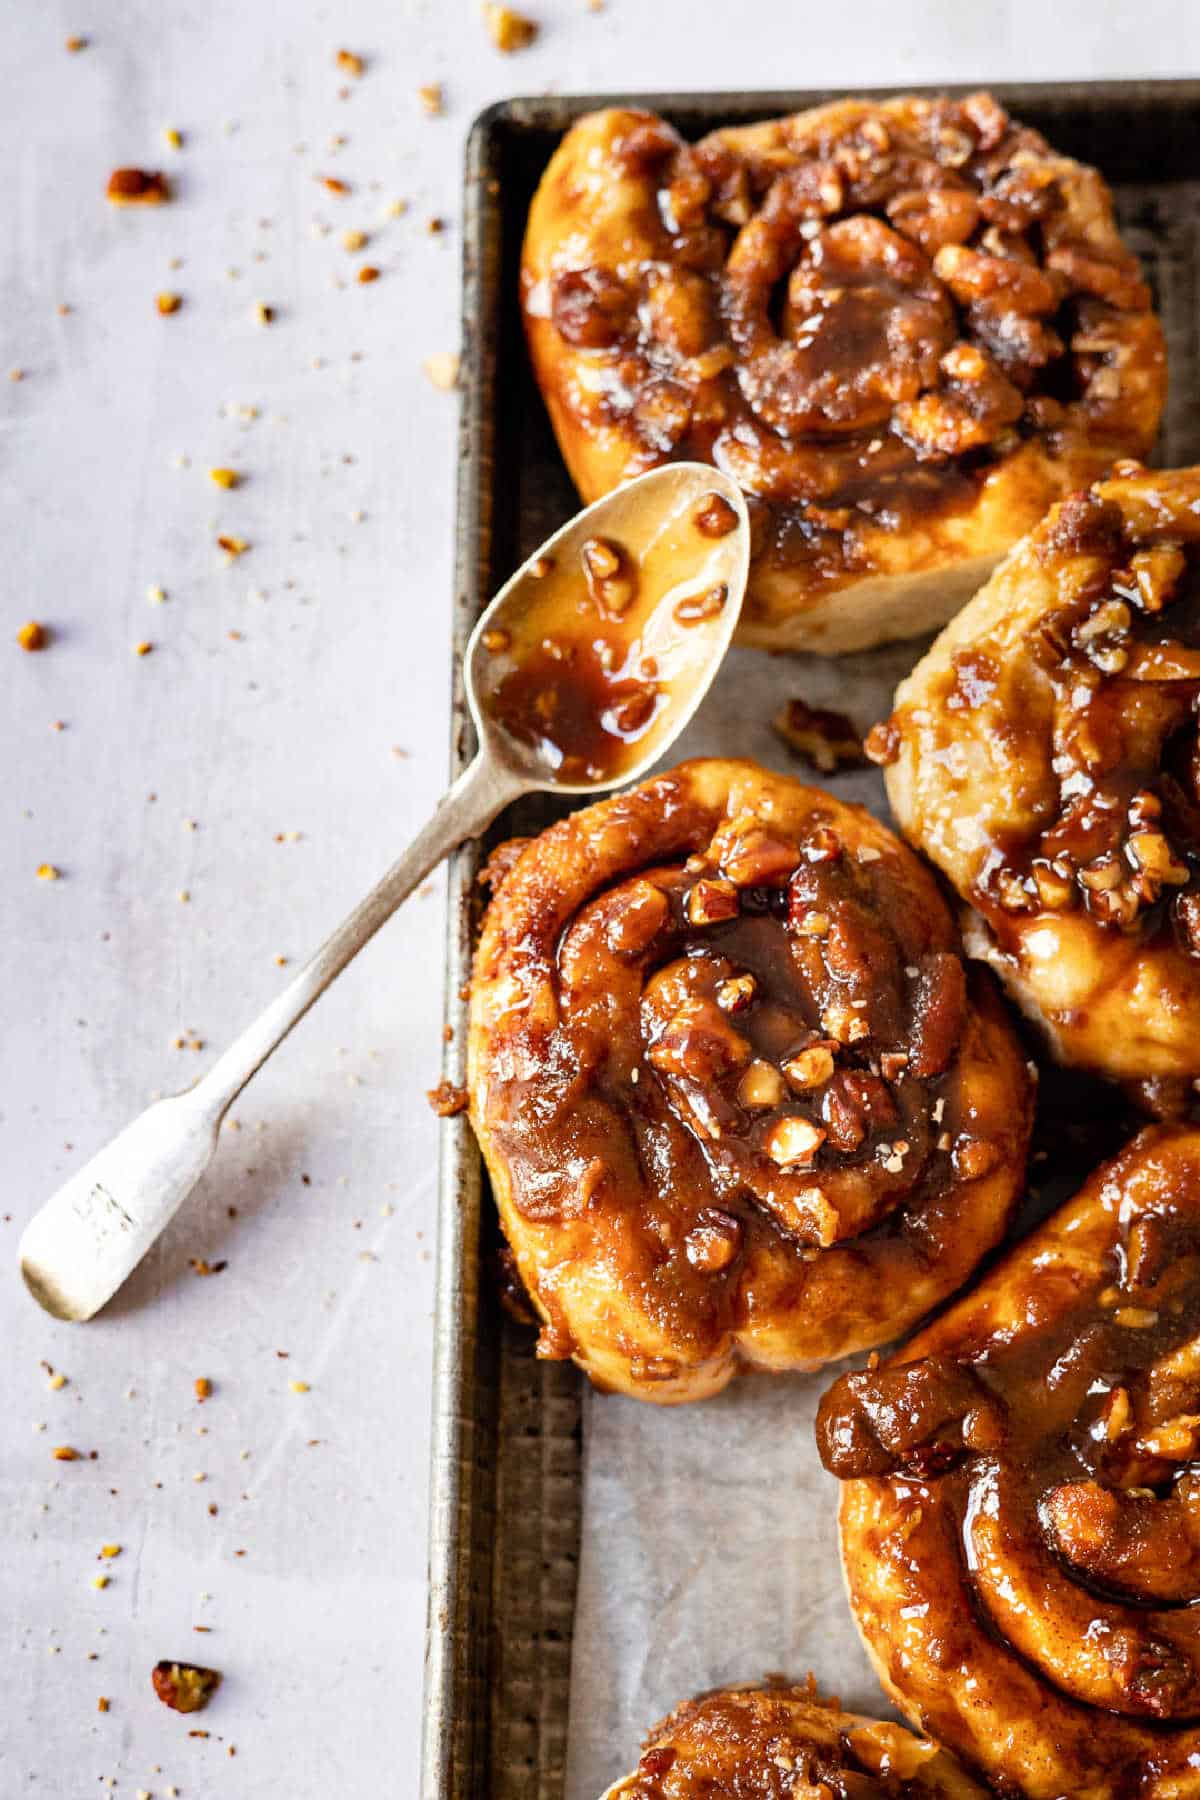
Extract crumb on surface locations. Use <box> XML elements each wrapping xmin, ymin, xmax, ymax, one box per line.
<box><xmin>417</xmin><ymin>82</ymin><xmax>443</xmax><ymax>115</ymax></box>
<box><xmin>107</xmin><ymin>168</ymin><xmax>169</xmax><ymax>205</ymax></box>
<box><xmin>423</xmin><ymin>351</ymin><xmax>459</xmax><ymax>391</ymax></box>
<box><xmin>356</xmin><ymin>264</ymin><xmax>380</xmax><ymax>284</ymax></box>
<box><xmin>483</xmin><ymin>4</ymin><xmax>539</xmax><ymax>51</ymax></box>
<box><xmin>156</xmin><ymin>292</ymin><xmax>182</xmax><ymax>314</ymax></box>
<box><xmin>36</xmin><ymin>864</ymin><xmax>61</xmax><ymax>882</ymax></box>
<box><xmin>17</xmin><ymin>620</ymin><xmax>48</xmax><ymax>651</ymax></box>
<box><xmin>335</xmin><ymin>47</ymin><xmax>365</xmax><ymax>76</ymax></box>
<box><xmin>152</xmin><ymin>1660</ymin><xmax>221</xmax><ymax>1714</ymax></box>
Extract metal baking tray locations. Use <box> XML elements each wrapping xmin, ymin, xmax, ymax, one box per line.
<box><xmin>420</xmin><ymin>80</ymin><xmax>1200</xmax><ymax>1800</ymax></box>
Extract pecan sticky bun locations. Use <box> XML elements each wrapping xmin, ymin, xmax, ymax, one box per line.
<box><xmin>875</xmin><ymin>463</ymin><xmax>1200</xmax><ymax>1096</ymax></box>
<box><xmin>521</xmin><ymin>95</ymin><xmax>1165</xmax><ymax>654</ymax></box>
<box><xmin>819</xmin><ymin>1125</ymin><xmax>1200</xmax><ymax>1800</ymax></box>
<box><xmin>467</xmin><ymin>759</ymin><xmax>1032</xmax><ymax>1403</ymax></box>
<box><xmin>602</xmin><ymin>1682</ymin><xmax>984</xmax><ymax>1799</ymax></box>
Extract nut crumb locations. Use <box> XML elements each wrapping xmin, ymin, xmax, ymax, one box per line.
<box><xmin>417</xmin><ymin>82</ymin><xmax>443</xmax><ymax>115</ymax></box>
<box><xmin>208</xmin><ymin>467</ymin><xmax>240</xmax><ymax>489</ymax></box>
<box><xmin>342</xmin><ymin>228</ymin><xmax>367</xmax><ymax>251</ymax></box>
<box><xmin>163</xmin><ymin>127</ymin><xmax>183</xmax><ymax>150</ymax></box>
<box><xmin>17</xmin><ymin>620</ymin><xmax>48</xmax><ymax>651</ymax></box>
<box><xmin>423</xmin><ymin>351</ymin><xmax>460</xmax><ymax>390</ymax></box>
<box><xmin>335</xmin><ymin>48</ymin><xmax>365</xmax><ymax>76</ymax></box>
<box><xmin>288</xmin><ymin>1379</ymin><xmax>310</xmax><ymax>1394</ymax></box>
<box><xmin>52</xmin><ymin>1445</ymin><xmax>80</xmax><ymax>1461</ymax></box>
<box><xmin>156</xmin><ymin>292</ymin><xmax>182</xmax><ymax>315</ymax></box>
<box><xmin>134</xmin><ymin>640</ymin><xmax>153</xmax><ymax>657</ymax></box>
<box><xmin>320</xmin><ymin>175</ymin><xmax>350</xmax><ymax>197</ymax></box>
<box><xmin>97</xmin><ymin>1696</ymin><xmax>109</xmax><ymax>1712</ymax></box>
<box><xmin>773</xmin><ymin>698</ymin><xmax>866</xmax><ymax>774</ymax></box>
<box><xmin>217</xmin><ymin>535</ymin><xmax>249</xmax><ymax>558</ymax></box>
<box><xmin>427</xmin><ymin>1079</ymin><xmax>468</xmax><ymax>1117</ymax></box>
<box><xmin>356</xmin><ymin>264</ymin><xmax>380</xmax><ymax>284</ymax></box>
<box><xmin>194</xmin><ymin>1377</ymin><xmax>212</xmax><ymax>1402</ymax></box>
<box><xmin>152</xmin><ymin>1661</ymin><xmax>221</xmax><ymax>1714</ymax></box>
<box><xmin>36</xmin><ymin>864</ymin><xmax>61</xmax><ymax>882</ymax></box>
<box><xmin>484</xmin><ymin>4</ymin><xmax>539</xmax><ymax>50</ymax></box>
<box><xmin>66</xmin><ymin>34</ymin><xmax>88</xmax><ymax>51</ymax></box>
<box><xmin>107</xmin><ymin>168</ymin><xmax>169</xmax><ymax>206</ymax></box>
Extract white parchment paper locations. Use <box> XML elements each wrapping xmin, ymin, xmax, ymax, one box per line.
<box><xmin>562</xmin><ymin>641</ymin><xmax>923</xmax><ymax>1800</ymax></box>
<box><xmin>564</xmin><ymin>1367</ymin><xmax>895</xmax><ymax>1800</ymax></box>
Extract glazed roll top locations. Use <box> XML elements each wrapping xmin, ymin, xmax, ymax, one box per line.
<box><xmin>603</xmin><ymin>1683</ymin><xmax>985</xmax><ymax>1798</ymax></box>
<box><xmin>468</xmin><ymin>759</ymin><xmax>1031</xmax><ymax>1402</ymax></box>
<box><xmin>877</xmin><ymin>463</ymin><xmax>1200</xmax><ymax>1094</ymax></box>
<box><xmin>821</xmin><ymin>1124</ymin><xmax>1200</xmax><ymax>1800</ymax></box>
<box><xmin>522</xmin><ymin>93</ymin><xmax>1165</xmax><ymax>651</ymax></box>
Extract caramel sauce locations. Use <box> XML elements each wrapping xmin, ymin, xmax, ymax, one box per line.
<box><xmin>478</xmin><ymin>489</ymin><xmax>739</xmax><ymax>784</ymax></box>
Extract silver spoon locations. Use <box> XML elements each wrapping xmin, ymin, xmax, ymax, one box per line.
<box><xmin>19</xmin><ymin>462</ymin><xmax>750</xmax><ymax>1320</ymax></box>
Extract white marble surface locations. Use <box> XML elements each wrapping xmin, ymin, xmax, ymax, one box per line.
<box><xmin>3</xmin><ymin>3</ymin><xmax>1199</xmax><ymax>1796</ymax></box>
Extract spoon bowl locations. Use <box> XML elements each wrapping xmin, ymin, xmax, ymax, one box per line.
<box><xmin>466</xmin><ymin>461</ymin><xmax>750</xmax><ymax>793</ymax></box>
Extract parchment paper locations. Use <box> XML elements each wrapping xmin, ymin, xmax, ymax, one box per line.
<box><xmin>562</xmin><ymin>640</ymin><xmax>928</xmax><ymax>1800</ymax></box>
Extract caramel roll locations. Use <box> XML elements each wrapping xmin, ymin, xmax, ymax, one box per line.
<box><xmin>877</xmin><ymin>463</ymin><xmax>1200</xmax><ymax>1093</ymax></box>
<box><xmin>467</xmin><ymin>759</ymin><xmax>1032</xmax><ymax>1403</ymax></box>
<box><xmin>820</xmin><ymin>1125</ymin><xmax>1200</xmax><ymax>1800</ymax></box>
<box><xmin>601</xmin><ymin>1683</ymin><xmax>984</xmax><ymax>1799</ymax></box>
<box><xmin>521</xmin><ymin>95</ymin><xmax>1164</xmax><ymax>653</ymax></box>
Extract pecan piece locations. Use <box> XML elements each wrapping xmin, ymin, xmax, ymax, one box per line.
<box><xmin>152</xmin><ymin>1661</ymin><xmax>221</xmax><ymax>1714</ymax></box>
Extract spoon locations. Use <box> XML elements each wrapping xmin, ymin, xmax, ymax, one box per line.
<box><xmin>19</xmin><ymin>462</ymin><xmax>750</xmax><ymax>1320</ymax></box>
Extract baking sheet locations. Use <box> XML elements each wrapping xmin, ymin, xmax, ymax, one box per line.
<box><xmin>561</xmin><ymin>643</ymin><xmax>911</xmax><ymax>1800</ymax></box>
<box><xmin>423</xmin><ymin>83</ymin><xmax>1200</xmax><ymax>1800</ymax></box>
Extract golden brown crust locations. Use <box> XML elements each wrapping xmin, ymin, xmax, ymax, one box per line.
<box><xmin>821</xmin><ymin>1125</ymin><xmax>1200</xmax><ymax>1800</ymax></box>
<box><xmin>602</xmin><ymin>1682</ymin><xmax>984</xmax><ymax>1798</ymax></box>
<box><xmin>879</xmin><ymin>462</ymin><xmax>1200</xmax><ymax>1088</ymax></box>
<box><xmin>467</xmin><ymin>758</ymin><xmax>1032</xmax><ymax>1403</ymax></box>
<box><xmin>521</xmin><ymin>96</ymin><xmax>1165</xmax><ymax>654</ymax></box>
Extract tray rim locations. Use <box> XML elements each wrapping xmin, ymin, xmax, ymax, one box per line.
<box><xmin>420</xmin><ymin>75</ymin><xmax>1200</xmax><ymax>1800</ymax></box>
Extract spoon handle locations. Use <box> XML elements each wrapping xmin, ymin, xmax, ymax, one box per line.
<box><xmin>197</xmin><ymin>751</ymin><xmax>522</xmax><ymax>1115</ymax></box>
<box><xmin>18</xmin><ymin>751</ymin><xmax>522</xmax><ymax>1322</ymax></box>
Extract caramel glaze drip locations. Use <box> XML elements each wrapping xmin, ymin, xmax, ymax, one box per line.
<box><xmin>958</xmin><ymin>481</ymin><xmax>1200</xmax><ymax>956</ymax></box>
<box><xmin>535</xmin><ymin>92</ymin><xmax>1157</xmax><ymax>584</ymax></box>
<box><xmin>818</xmin><ymin>1125</ymin><xmax>1200</xmax><ymax>1795</ymax></box>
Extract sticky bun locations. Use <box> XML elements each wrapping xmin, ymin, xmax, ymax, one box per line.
<box><xmin>820</xmin><ymin>1124</ymin><xmax>1200</xmax><ymax>1800</ymax></box>
<box><xmin>467</xmin><ymin>759</ymin><xmax>1032</xmax><ymax>1403</ymax></box>
<box><xmin>601</xmin><ymin>1682</ymin><xmax>983</xmax><ymax>1799</ymax></box>
<box><xmin>876</xmin><ymin>463</ymin><xmax>1200</xmax><ymax>1095</ymax></box>
<box><xmin>521</xmin><ymin>94</ymin><xmax>1164</xmax><ymax>653</ymax></box>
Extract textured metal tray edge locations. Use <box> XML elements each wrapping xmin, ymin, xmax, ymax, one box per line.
<box><xmin>420</xmin><ymin>77</ymin><xmax>1200</xmax><ymax>1800</ymax></box>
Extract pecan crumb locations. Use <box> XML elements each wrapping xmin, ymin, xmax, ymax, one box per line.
<box><xmin>152</xmin><ymin>1660</ymin><xmax>221</xmax><ymax>1714</ymax></box>
<box><xmin>335</xmin><ymin>48</ymin><xmax>365</xmax><ymax>77</ymax></box>
<box><xmin>423</xmin><ymin>351</ymin><xmax>460</xmax><ymax>390</ymax></box>
<box><xmin>864</xmin><ymin>719</ymin><xmax>902</xmax><ymax>766</ymax></box>
<box><xmin>356</xmin><ymin>264</ymin><xmax>380</xmax><ymax>284</ymax></box>
<box><xmin>484</xmin><ymin>5</ymin><xmax>539</xmax><ymax>51</ymax></box>
<box><xmin>156</xmin><ymin>292</ymin><xmax>182</xmax><ymax>315</ymax></box>
<box><xmin>773</xmin><ymin>699</ymin><xmax>866</xmax><ymax>774</ymax></box>
<box><xmin>417</xmin><ymin>83</ymin><xmax>444</xmax><ymax>116</ymax></box>
<box><xmin>107</xmin><ymin>168</ymin><xmax>169</xmax><ymax>206</ymax></box>
<box><xmin>427</xmin><ymin>1079</ymin><xmax>468</xmax><ymax>1117</ymax></box>
<box><xmin>17</xmin><ymin>620</ymin><xmax>48</xmax><ymax>651</ymax></box>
